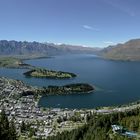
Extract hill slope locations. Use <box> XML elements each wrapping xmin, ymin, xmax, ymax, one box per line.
<box><xmin>47</xmin><ymin>107</ymin><xmax>140</xmax><ymax>140</ymax></box>
<box><xmin>101</xmin><ymin>39</ymin><xmax>140</xmax><ymax>61</ymax></box>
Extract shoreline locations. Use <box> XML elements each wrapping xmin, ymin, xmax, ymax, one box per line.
<box><xmin>1</xmin><ymin>75</ymin><xmax>140</xmax><ymax>111</ymax></box>
<box><xmin>2</xmin><ymin>75</ymin><xmax>140</xmax><ymax>111</ymax></box>
<box><xmin>1</xmin><ymin>56</ymin><xmax>140</xmax><ymax>111</ymax></box>
<box><xmin>1</xmin><ymin>75</ymin><xmax>140</xmax><ymax>139</ymax></box>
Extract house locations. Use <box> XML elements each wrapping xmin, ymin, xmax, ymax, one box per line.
<box><xmin>111</xmin><ymin>125</ymin><xmax>124</xmax><ymax>133</ymax></box>
<box><xmin>111</xmin><ymin>125</ymin><xmax>138</xmax><ymax>138</ymax></box>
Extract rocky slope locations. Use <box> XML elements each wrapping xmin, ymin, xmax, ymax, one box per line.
<box><xmin>101</xmin><ymin>39</ymin><xmax>140</xmax><ymax>61</ymax></box>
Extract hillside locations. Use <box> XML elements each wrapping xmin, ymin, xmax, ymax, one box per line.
<box><xmin>47</xmin><ymin>107</ymin><xmax>140</xmax><ymax>140</ymax></box>
<box><xmin>101</xmin><ymin>39</ymin><xmax>140</xmax><ymax>61</ymax></box>
<box><xmin>0</xmin><ymin>40</ymin><xmax>99</xmax><ymax>58</ymax></box>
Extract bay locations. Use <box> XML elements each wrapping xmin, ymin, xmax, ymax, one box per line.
<box><xmin>1</xmin><ymin>54</ymin><xmax>140</xmax><ymax>108</ymax></box>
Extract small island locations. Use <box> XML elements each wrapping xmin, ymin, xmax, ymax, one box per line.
<box><xmin>0</xmin><ymin>57</ymin><xmax>77</xmax><ymax>79</ymax></box>
<box><xmin>24</xmin><ymin>68</ymin><xmax>77</xmax><ymax>79</ymax></box>
<box><xmin>42</xmin><ymin>83</ymin><xmax>94</xmax><ymax>95</ymax></box>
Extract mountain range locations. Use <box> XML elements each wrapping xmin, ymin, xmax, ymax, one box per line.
<box><xmin>1</xmin><ymin>39</ymin><xmax>140</xmax><ymax>61</ymax></box>
<box><xmin>0</xmin><ymin>40</ymin><xmax>100</xmax><ymax>58</ymax></box>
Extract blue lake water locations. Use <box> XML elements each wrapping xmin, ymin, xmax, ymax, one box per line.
<box><xmin>1</xmin><ymin>54</ymin><xmax>140</xmax><ymax>109</ymax></box>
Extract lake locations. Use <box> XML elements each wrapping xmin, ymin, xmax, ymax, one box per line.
<box><xmin>1</xmin><ymin>54</ymin><xmax>140</xmax><ymax>109</ymax></box>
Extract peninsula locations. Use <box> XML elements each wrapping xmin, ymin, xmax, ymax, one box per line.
<box><xmin>0</xmin><ymin>57</ymin><xmax>33</xmax><ymax>69</ymax></box>
<box><xmin>0</xmin><ymin>57</ymin><xmax>77</xmax><ymax>79</ymax></box>
<box><xmin>0</xmin><ymin>77</ymin><xmax>94</xmax><ymax>97</ymax></box>
<box><xmin>42</xmin><ymin>83</ymin><xmax>94</xmax><ymax>95</ymax></box>
<box><xmin>24</xmin><ymin>68</ymin><xmax>77</xmax><ymax>79</ymax></box>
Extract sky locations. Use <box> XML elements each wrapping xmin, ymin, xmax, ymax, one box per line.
<box><xmin>0</xmin><ymin>0</ymin><xmax>140</xmax><ymax>48</ymax></box>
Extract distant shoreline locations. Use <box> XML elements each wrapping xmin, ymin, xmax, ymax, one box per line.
<box><xmin>0</xmin><ymin>56</ymin><xmax>77</xmax><ymax>79</ymax></box>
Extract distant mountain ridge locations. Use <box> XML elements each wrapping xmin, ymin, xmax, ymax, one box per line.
<box><xmin>101</xmin><ymin>39</ymin><xmax>140</xmax><ymax>61</ymax></box>
<box><xmin>1</xmin><ymin>39</ymin><xmax>140</xmax><ymax>61</ymax></box>
<box><xmin>0</xmin><ymin>40</ymin><xmax>99</xmax><ymax>58</ymax></box>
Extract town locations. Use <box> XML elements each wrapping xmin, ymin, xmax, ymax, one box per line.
<box><xmin>0</xmin><ymin>77</ymin><xmax>92</xmax><ymax>139</ymax></box>
<box><xmin>1</xmin><ymin>77</ymin><xmax>140</xmax><ymax>139</ymax></box>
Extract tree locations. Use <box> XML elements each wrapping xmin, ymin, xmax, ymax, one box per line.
<box><xmin>21</xmin><ymin>121</ymin><xmax>26</xmax><ymax>133</ymax></box>
<box><xmin>0</xmin><ymin>109</ymin><xmax>10</xmax><ymax>140</ymax></box>
<box><xmin>9</xmin><ymin>119</ymin><xmax>17</xmax><ymax>140</ymax></box>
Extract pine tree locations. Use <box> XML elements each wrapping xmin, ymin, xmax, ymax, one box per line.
<box><xmin>0</xmin><ymin>110</ymin><xmax>17</xmax><ymax>140</ymax></box>
<box><xmin>21</xmin><ymin>121</ymin><xmax>26</xmax><ymax>133</ymax></box>
<box><xmin>0</xmin><ymin>109</ymin><xmax>10</xmax><ymax>140</ymax></box>
<box><xmin>9</xmin><ymin>119</ymin><xmax>17</xmax><ymax>140</ymax></box>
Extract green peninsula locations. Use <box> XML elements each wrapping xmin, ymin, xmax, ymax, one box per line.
<box><xmin>42</xmin><ymin>83</ymin><xmax>94</xmax><ymax>95</ymax></box>
<box><xmin>0</xmin><ymin>57</ymin><xmax>77</xmax><ymax>79</ymax></box>
<box><xmin>0</xmin><ymin>57</ymin><xmax>33</xmax><ymax>69</ymax></box>
<box><xmin>24</xmin><ymin>68</ymin><xmax>77</xmax><ymax>79</ymax></box>
<box><xmin>0</xmin><ymin>77</ymin><xmax>94</xmax><ymax>97</ymax></box>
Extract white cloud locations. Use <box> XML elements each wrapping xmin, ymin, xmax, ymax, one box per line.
<box><xmin>103</xmin><ymin>41</ymin><xmax>114</xmax><ymax>44</ymax></box>
<box><xmin>82</xmin><ymin>25</ymin><xmax>100</xmax><ymax>31</ymax></box>
<box><xmin>83</xmin><ymin>25</ymin><xmax>93</xmax><ymax>30</ymax></box>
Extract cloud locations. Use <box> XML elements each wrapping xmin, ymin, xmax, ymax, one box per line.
<box><xmin>83</xmin><ymin>25</ymin><xmax>93</xmax><ymax>30</ymax></box>
<box><xmin>82</xmin><ymin>25</ymin><xmax>100</xmax><ymax>31</ymax></box>
<box><xmin>103</xmin><ymin>41</ymin><xmax>114</xmax><ymax>44</ymax></box>
<box><xmin>103</xmin><ymin>0</ymin><xmax>136</xmax><ymax>17</ymax></box>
